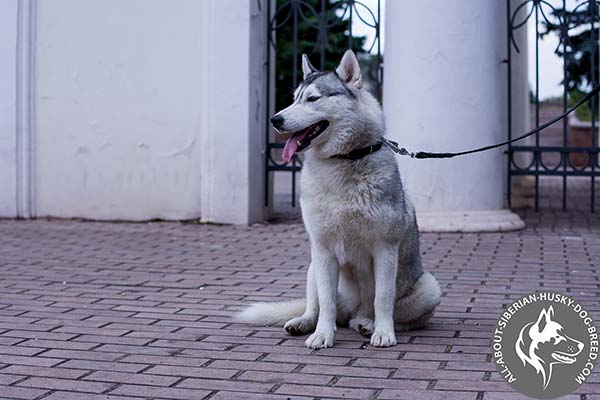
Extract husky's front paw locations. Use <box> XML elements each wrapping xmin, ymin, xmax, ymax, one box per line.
<box><xmin>305</xmin><ymin>330</ymin><xmax>335</xmax><ymax>349</ymax></box>
<box><xmin>370</xmin><ymin>327</ymin><xmax>397</xmax><ymax>347</ymax></box>
<box><xmin>284</xmin><ymin>316</ymin><xmax>316</xmax><ymax>336</ymax></box>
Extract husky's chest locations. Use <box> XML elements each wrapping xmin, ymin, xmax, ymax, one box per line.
<box><xmin>300</xmin><ymin>159</ymin><xmax>401</xmax><ymax>247</ymax></box>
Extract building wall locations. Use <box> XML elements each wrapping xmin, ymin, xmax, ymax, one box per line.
<box><xmin>0</xmin><ymin>0</ymin><xmax>267</xmax><ymax>223</ymax></box>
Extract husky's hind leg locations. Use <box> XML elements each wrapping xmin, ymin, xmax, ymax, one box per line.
<box><xmin>394</xmin><ymin>272</ymin><xmax>441</xmax><ymax>331</ymax></box>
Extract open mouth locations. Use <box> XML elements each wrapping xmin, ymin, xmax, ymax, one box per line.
<box><xmin>552</xmin><ymin>352</ymin><xmax>577</xmax><ymax>364</ymax></box>
<box><xmin>281</xmin><ymin>120</ymin><xmax>329</xmax><ymax>162</ymax></box>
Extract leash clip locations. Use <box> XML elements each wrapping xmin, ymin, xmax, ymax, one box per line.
<box><xmin>383</xmin><ymin>139</ymin><xmax>416</xmax><ymax>158</ymax></box>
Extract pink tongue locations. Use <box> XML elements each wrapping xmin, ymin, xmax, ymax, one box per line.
<box><xmin>282</xmin><ymin>130</ymin><xmax>309</xmax><ymax>162</ymax></box>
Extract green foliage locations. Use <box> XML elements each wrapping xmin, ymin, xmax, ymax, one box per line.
<box><xmin>543</xmin><ymin>2</ymin><xmax>600</xmax><ymax>120</ymax></box>
<box><xmin>569</xmin><ymin>89</ymin><xmax>599</xmax><ymax>121</ymax></box>
<box><xmin>274</xmin><ymin>0</ymin><xmax>367</xmax><ymax>110</ymax></box>
<box><xmin>543</xmin><ymin>3</ymin><xmax>599</xmax><ymax>89</ymax></box>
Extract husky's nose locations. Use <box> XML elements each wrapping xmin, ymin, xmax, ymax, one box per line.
<box><xmin>271</xmin><ymin>114</ymin><xmax>284</xmax><ymax>130</ymax></box>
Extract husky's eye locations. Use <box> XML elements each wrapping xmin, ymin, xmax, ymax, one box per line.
<box><xmin>306</xmin><ymin>96</ymin><xmax>321</xmax><ymax>102</ymax></box>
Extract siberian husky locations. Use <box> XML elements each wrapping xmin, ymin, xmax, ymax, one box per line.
<box><xmin>237</xmin><ymin>50</ymin><xmax>441</xmax><ymax>349</ymax></box>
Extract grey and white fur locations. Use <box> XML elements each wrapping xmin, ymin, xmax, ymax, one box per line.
<box><xmin>237</xmin><ymin>50</ymin><xmax>441</xmax><ymax>349</ymax></box>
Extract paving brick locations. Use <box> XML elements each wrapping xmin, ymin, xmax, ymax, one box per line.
<box><xmin>435</xmin><ymin>379</ymin><xmax>514</xmax><ymax>392</ymax></box>
<box><xmin>335</xmin><ymin>376</ymin><xmax>429</xmax><ymax>390</ymax></box>
<box><xmin>41</xmin><ymin>393</ymin><xmax>141</xmax><ymax>400</ymax></box>
<box><xmin>17</xmin><ymin>377</ymin><xmax>113</xmax><ymax>393</ymax></box>
<box><xmin>18</xmin><ymin>339</ymin><xmax>96</xmax><ymax>351</ymax></box>
<box><xmin>72</xmin><ymin>334</ymin><xmax>152</xmax><ymax>346</ymax></box>
<box><xmin>379</xmin><ymin>389</ymin><xmax>479</xmax><ymax>400</ymax></box>
<box><xmin>300</xmin><ymin>364</ymin><xmax>392</xmax><ymax>378</ymax></box>
<box><xmin>352</xmin><ymin>358</ymin><xmax>441</xmax><ymax>370</ymax></box>
<box><xmin>84</xmin><ymin>370</ymin><xmax>179</xmax><ymax>386</ymax></box>
<box><xmin>0</xmin><ymin>344</ymin><xmax>45</xmax><ymax>356</ymax></box>
<box><xmin>38</xmin><ymin>349</ymin><xmax>122</xmax><ymax>362</ymax></box>
<box><xmin>262</xmin><ymin>353</ymin><xmax>351</xmax><ymax>366</ymax></box>
<box><xmin>238</xmin><ymin>370</ymin><xmax>333</xmax><ymax>385</ymax></box>
<box><xmin>144</xmin><ymin>365</ymin><xmax>237</xmax><ymax>379</ymax></box>
<box><xmin>177</xmin><ymin>377</ymin><xmax>275</xmax><ymax>393</ymax></box>
<box><xmin>392</xmin><ymin>368</ymin><xmax>485</xmax><ymax>380</ymax></box>
<box><xmin>0</xmin><ymin>386</ymin><xmax>49</xmax><ymax>400</ymax></box>
<box><xmin>118</xmin><ymin>354</ymin><xmax>211</xmax><ymax>367</ymax></box>
<box><xmin>0</xmin><ymin>354</ymin><xmax>63</xmax><ymax>368</ymax></box>
<box><xmin>211</xmin><ymin>392</ymin><xmax>312</xmax><ymax>400</ymax></box>
<box><xmin>0</xmin><ymin>373</ymin><xmax>25</xmax><ymax>385</ymax></box>
<box><xmin>110</xmin><ymin>384</ymin><xmax>211</xmax><ymax>400</ymax></box>
<box><xmin>275</xmin><ymin>383</ymin><xmax>376</xmax><ymax>399</ymax></box>
<box><xmin>1</xmin><ymin>365</ymin><xmax>89</xmax><ymax>380</ymax></box>
<box><xmin>1</xmin><ymin>330</ymin><xmax>77</xmax><ymax>341</ymax></box>
<box><xmin>210</xmin><ymin>359</ymin><xmax>297</xmax><ymax>373</ymax></box>
<box><xmin>58</xmin><ymin>359</ymin><xmax>147</xmax><ymax>373</ymax></box>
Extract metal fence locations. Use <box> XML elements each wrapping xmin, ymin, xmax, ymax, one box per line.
<box><xmin>507</xmin><ymin>0</ymin><xmax>600</xmax><ymax>212</ymax></box>
<box><xmin>264</xmin><ymin>0</ymin><xmax>382</xmax><ymax>207</ymax></box>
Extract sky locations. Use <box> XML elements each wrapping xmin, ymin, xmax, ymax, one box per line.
<box><xmin>526</xmin><ymin>0</ymin><xmax>579</xmax><ymax>99</ymax></box>
<box><xmin>352</xmin><ymin>0</ymin><xmax>593</xmax><ymax>100</ymax></box>
<box><xmin>350</xmin><ymin>0</ymin><xmax>385</xmax><ymax>54</ymax></box>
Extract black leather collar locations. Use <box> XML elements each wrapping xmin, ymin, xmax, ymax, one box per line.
<box><xmin>331</xmin><ymin>141</ymin><xmax>384</xmax><ymax>161</ymax></box>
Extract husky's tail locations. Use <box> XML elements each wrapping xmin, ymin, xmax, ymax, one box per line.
<box><xmin>394</xmin><ymin>272</ymin><xmax>441</xmax><ymax>331</ymax></box>
<box><xmin>235</xmin><ymin>299</ymin><xmax>306</xmax><ymax>326</ymax></box>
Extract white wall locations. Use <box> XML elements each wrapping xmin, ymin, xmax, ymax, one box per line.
<box><xmin>33</xmin><ymin>0</ymin><xmax>205</xmax><ymax>220</ymax></box>
<box><xmin>0</xmin><ymin>0</ymin><xmax>18</xmax><ymax>217</ymax></box>
<box><xmin>384</xmin><ymin>0</ymin><xmax>507</xmax><ymax>211</ymax></box>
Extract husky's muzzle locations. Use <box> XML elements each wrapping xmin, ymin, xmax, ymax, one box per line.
<box><xmin>275</xmin><ymin>120</ymin><xmax>329</xmax><ymax>162</ymax></box>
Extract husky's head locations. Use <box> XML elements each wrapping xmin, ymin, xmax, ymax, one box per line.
<box><xmin>271</xmin><ymin>50</ymin><xmax>384</xmax><ymax>162</ymax></box>
<box><xmin>515</xmin><ymin>306</ymin><xmax>584</xmax><ymax>390</ymax></box>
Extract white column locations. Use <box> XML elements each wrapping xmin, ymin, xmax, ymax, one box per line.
<box><xmin>510</xmin><ymin>0</ymin><xmax>532</xmax><ymax>191</ymax></box>
<box><xmin>0</xmin><ymin>0</ymin><xmax>18</xmax><ymax>217</ymax></box>
<box><xmin>384</xmin><ymin>0</ymin><xmax>524</xmax><ymax>232</ymax></box>
<box><xmin>199</xmin><ymin>0</ymin><xmax>267</xmax><ymax>224</ymax></box>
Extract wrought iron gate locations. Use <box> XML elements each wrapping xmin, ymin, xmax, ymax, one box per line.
<box><xmin>264</xmin><ymin>0</ymin><xmax>382</xmax><ymax>207</ymax></box>
<box><xmin>507</xmin><ymin>0</ymin><xmax>600</xmax><ymax>212</ymax></box>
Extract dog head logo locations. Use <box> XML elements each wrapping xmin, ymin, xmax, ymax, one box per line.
<box><xmin>515</xmin><ymin>306</ymin><xmax>584</xmax><ymax>390</ymax></box>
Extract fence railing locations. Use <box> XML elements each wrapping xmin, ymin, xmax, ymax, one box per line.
<box><xmin>507</xmin><ymin>0</ymin><xmax>600</xmax><ymax>212</ymax></box>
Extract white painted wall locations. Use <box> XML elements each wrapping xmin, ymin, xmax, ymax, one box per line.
<box><xmin>384</xmin><ymin>0</ymin><xmax>507</xmax><ymax>211</ymax></box>
<box><xmin>0</xmin><ymin>0</ymin><xmax>18</xmax><ymax>217</ymax></box>
<box><xmin>0</xmin><ymin>0</ymin><xmax>266</xmax><ymax>223</ymax></box>
<box><xmin>34</xmin><ymin>0</ymin><xmax>205</xmax><ymax>220</ymax></box>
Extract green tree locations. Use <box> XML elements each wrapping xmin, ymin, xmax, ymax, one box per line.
<box><xmin>542</xmin><ymin>2</ymin><xmax>599</xmax><ymax>92</ymax></box>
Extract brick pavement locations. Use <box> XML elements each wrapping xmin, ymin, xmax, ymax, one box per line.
<box><xmin>0</xmin><ymin>199</ymin><xmax>599</xmax><ymax>399</ymax></box>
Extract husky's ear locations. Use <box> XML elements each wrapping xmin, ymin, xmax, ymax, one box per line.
<box><xmin>535</xmin><ymin>307</ymin><xmax>552</xmax><ymax>333</ymax></box>
<box><xmin>335</xmin><ymin>49</ymin><xmax>362</xmax><ymax>88</ymax></box>
<box><xmin>302</xmin><ymin>54</ymin><xmax>317</xmax><ymax>79</ymax></box>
